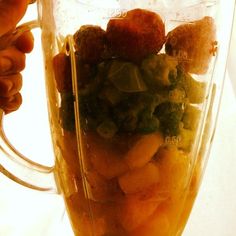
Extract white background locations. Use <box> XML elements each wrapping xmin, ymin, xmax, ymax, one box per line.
<box><xmin>0</xmin><ymin>3</ymin><xmax>236</xmax><ymax>236</ymax></box>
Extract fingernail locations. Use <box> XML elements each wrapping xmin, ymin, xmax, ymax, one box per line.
<box><xmin>0</xmin><ymin>57</ymin><xmax>12</xmax><ymax>74</ymax></box>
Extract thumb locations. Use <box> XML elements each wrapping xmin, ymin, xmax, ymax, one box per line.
<box><xmin>0</xmin><ymin>0</ymin><xmax>28</xmax><ymax>37</ymax></box>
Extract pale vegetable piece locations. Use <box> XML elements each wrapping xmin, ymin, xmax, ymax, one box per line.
<box><xmin>107</xmin><ymin>60</ymin><xmax>147</xmax><ymax>92</ymax></box>
<box><xmin>178</xmin><ymin>127</ymin><xmax>195</xmax><ymax>151</ymax></box>
<box><xmin>157</xmin><ymin>146</ymin><xmax>190</xmax><ymax>198</ymax></box>
<box><xmin>182</xmin><ymin>73</ymin><xmax>206</xmax><ymax>104</ymax></box>
<box><xmin>168</xmin><ymin>87</ymin><xmax>187</xmax><ymax>103</ymax></box>
<box><xmin>118</xmin><ymin>162</ymin><xmax>160</xmax><ymax>194</ymax></box>
<box><xmin>178</xmin><ymin>105</ymin><xmax>201</xmax><ymax>151</ymax></box>
<box><xmin>125</xmin><ymin>132</ymin><xmax>163</xmax><ymax>170</ymax></box>
<box><xmin>141</xmin><ymin>53</ymin><xmax>179</xmax><ymax>87</ymax></box>
<box><xmin>182</xmin><ymin>104</ymin><xmax>201</xmax><ymax>130</ymax></box>
<box><xmin>129</xmin><ymin>208</ymin><xmax>170</xmax><ymax>236</ymax></box>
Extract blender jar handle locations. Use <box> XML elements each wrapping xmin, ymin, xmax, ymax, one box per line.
<box><xmin>0</xmin><ymin>5</ymin><xmax>57</xmax><ymax>193</ymax></box>
<box><xmin>0</xmin><ymin>109</ymin><xmax>56</xmax><ymax>192</ymax></box>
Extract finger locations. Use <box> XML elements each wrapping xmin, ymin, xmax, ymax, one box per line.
<box><xmin>0</xmin><ymin>47</ymin><xmax>25</xmax><ymax>75</ymax></box>
<box><xmin>0</xmin><ymin>0</ymin><xmax>28</xmax><ymax>37</ymax></box>
<box><xmin>0</xmin><ymin>92</ymin><xmax>22</xmax><ymax>114</ymax></box>
<box><xmin>0</xmin><ymin>73</ymin><xmax>22</xmax><ymax>97</ymax></box>
<box><xmin>15</xmin><ymin>31</ymin><xmax>34</xmax><ymax>53</ymax></box>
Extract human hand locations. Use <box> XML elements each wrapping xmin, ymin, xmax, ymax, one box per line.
<box><xmin>0</xmin><ymin>0</ymin><xmax>34</xmax><ymax>113</ymax></box>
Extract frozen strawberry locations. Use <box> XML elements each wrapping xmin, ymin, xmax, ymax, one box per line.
<box><xmin>73</xmin><ymin>25</ymin><xmax>106</xmax><ymax>64</ymax></box>
<box><xmin>106</xmin><ymin>8</ymin><xmax>165</xmax><ymax>63</ymax></box>
<box><xmin>165</xmin><ymin>16</ymin><xmax>216</xmax><ymax>74</ymax></box>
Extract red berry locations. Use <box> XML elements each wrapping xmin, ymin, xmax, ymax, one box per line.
<box><xmin>73</xmin><ymin>25</ymin><xmax>106</xmax><ymax>64</ymax></box>
<box><xmin>165</xmin><ymin>17</ymin><xmax>216</xmax><ymax>74</ymax></box>
<box><xmin>106</xmin><ymin>8</ymin><xmax>165</xmax><ymax>63</ymax></box>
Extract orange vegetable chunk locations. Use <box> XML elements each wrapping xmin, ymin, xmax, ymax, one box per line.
<box><xmin>125</xmin><ymin>132</ymin><xmax>163</xmax><ymax>170</ymax></box>
<box><xmin>118</xmin><ymin>162</ymin><xmax>160</xmax><ymax>194</ymax></box>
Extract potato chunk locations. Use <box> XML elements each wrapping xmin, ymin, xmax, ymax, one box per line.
<box><xmin>118</xmin><ymin>190</ymin><xmax>163</xmax><ymax>231</ymax></box>
<box><xmin>129</xmin><ymin>208</ymin><xmax>170</xmax><ymax>236</ymax></box>
<box><xmin>157</xmin><ymin>146</ymin><xmax>191</xmax><ymax>198</ymax></box>
<box><xmin>125</xmin><ymin>132</ymin><xmax>163</xmax><ymax>170</ymax></box>
<box><xmin>118</xmin><ymin>162</ymin><xmax>160</xmax><ymax>194</ymax></box>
